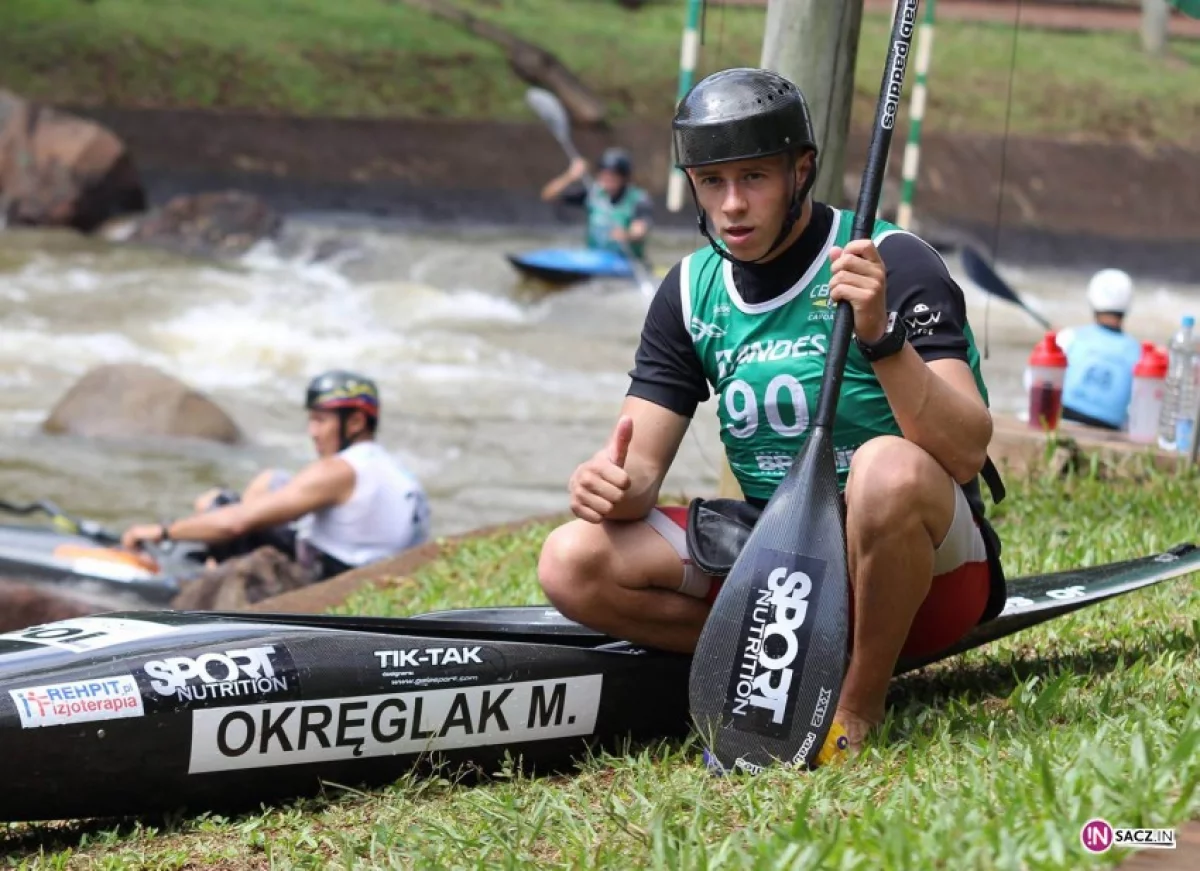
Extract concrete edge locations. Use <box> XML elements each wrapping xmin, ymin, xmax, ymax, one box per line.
<box><xmin>247</xmin><ymin>511</ymin><xmax>570</xmax><ymax>615</ymax></box>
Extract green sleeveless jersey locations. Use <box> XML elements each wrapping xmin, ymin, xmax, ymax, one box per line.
<box><xmin>586</xmin><ymin>183</ymin><xmax>650</xmax><ymax>258</ymax></box>
<box><xmin>683</xmin><ymin>208</ymin><xmax>988</xmax><ymax>501</ymax></box>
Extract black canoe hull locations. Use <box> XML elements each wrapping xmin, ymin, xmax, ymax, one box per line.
<box><xmin>0</xmin><ymin>542</ymin><xmax>1196</xmax><ymax>822</ymax></box>
<box><xmin>0</xmin><ymin>522</ymin><xmax>200</xmax><ymax>603</ymax></box>
<box><xmin>0</xmin><ymin>611</ymin><xmax>690</xmax><ymax>821</ymax></box>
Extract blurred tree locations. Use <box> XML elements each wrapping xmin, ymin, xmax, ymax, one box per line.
<box><xmin>387</xmin><ymin>0</ymin><xmax>607</xmax><ymax>125</ymax></box>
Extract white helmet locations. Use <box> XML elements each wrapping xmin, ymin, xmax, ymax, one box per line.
<box><xmin>1086</xmin><ymin>268</ymin><xmax>1134</xmax><ymax>314</ymax></box>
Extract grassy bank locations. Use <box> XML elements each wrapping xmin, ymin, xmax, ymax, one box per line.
<box><xmin>3</xmin><ymin>461</ymin><xmax>1199</xmax><ymax>868</ymax></box>
<box><xmin>2</xmin><ymin>0</ymin><xmax>1199</xmax><ymax>143</ymax></box>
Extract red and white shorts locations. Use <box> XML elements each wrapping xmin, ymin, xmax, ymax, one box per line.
<box><xmin>644</xmin><ymin>486</ymin><xmax>992</xmax><ymax>660</ymax></box>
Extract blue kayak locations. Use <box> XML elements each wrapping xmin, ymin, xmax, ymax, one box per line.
<box><xmin>506</xmin><ymin>247</ymin><xmax>635</xmax><ymax>285</ymax></box>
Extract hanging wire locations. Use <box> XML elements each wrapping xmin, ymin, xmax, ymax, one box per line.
<box><xmin>686</xmin><ymin>0</ymin><xmax>722</xmax><ymax>484</ymax></box>
<box><xmin>983</xmin><ymin>0</ymin><xmax>1024</xmax><ymax>360</ymax></box>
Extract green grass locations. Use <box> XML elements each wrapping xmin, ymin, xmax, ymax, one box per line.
<box><xmin>2</xmin><ymin>458</ymin><xmax>1199</xmax><ymax>868</ymax></box>
<box><xmin>1</xmin><ymin>0</ymin><xmax>1199</xmax><ymax>142</ymax></box>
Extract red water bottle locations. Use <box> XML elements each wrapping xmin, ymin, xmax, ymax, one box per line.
<box><xmin>1127</xmin><ymin>342</ymin><xmax>1168</xmax><ymax>443</ymax></box>
<box><xmin>1027</xmin><ymin>331</ymin><xmax>1069</xmax><ymax>431</ymax></box>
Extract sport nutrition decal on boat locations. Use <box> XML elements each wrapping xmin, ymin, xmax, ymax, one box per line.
<box><xmin>9</xmin><ymin>675</ymin><xmax>145</xmax><ymax>729</ymax></box>
<box><xmin>725</xmin><ymin>550</ymin><xmax>826</xmax><ymax>742</ymax></box>
<box><xmin>372</xmin><ymin>644</ymin><xmax>502</xmax><ymax>689</ymax></box>
<box><xmin>0</xmin><ymin>617</ymin><xmax>176</xmax><ymax>656</ymax></box>
<box><xmin>187</xmin><ymin>674</ymin><xmax>604</xmax><ymax>773</ymax></box>
<box><xmin>136</xmin><ymin>644</ymin><xmax>298</xmax><ymax>710</ymax></box>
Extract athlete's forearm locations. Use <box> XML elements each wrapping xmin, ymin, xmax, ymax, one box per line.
<box><xmin>166</xmin><ymin>505</ymin><xmax>252</xmax><ymax>544</ymax></box>
<box><xmin>607</xmin><ymin>455</ymin><xmax>666</xmax><ymax>522</ymax></box>
<box><xmin>870</xmin><ymin>345</ymin><xmax>992</xmax><ymax>483</ymax></box>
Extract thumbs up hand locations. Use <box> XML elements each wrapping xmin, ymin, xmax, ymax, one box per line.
<box><xmin>569</xmin><ymin>416</ymin><xmax>634</xmax><ymax>523</ymax></box>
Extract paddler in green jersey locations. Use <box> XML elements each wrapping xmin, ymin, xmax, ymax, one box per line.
<box><xmin>541</xmin><ymin>147</ymin><xmax>654</xmax><ymax>262</ymax></box>
<box><xmin>536</xmin><ymin>68</ymin><xmax>1007</xmax><ymax>760</ymax></box>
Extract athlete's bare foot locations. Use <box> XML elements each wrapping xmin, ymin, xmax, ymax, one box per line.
<box><xmin>832</xmin><ymin>706</ymin><xmax>882</xmax><ymax>756</ymax></box>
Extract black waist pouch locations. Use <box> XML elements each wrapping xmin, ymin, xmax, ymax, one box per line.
<box><xmin>684</xmin><ymin>491</ymin><xmax>1007</xmax><ymax>626</ymax></box>
<box><xmin>684</xmin><ymin>497</ymin><xmax>763</xmax><ymax>578</ymax></box>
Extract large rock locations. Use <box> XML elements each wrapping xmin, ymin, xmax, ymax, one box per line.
<box><xmin>0</xmin><ymin>90</ymin><xmax>146</xmax><ymax>232</ymax></box>
<box><xmin>0</xmin><ymin>580</ymin><xmax>104</xmax><ymax>634</ymax></box>
<box><xmin>117</xmin><ymin>190</ymin><xmax>282</xmax><ymax>258</ymax></box>
<box><xmin>43</xmin><ymin>363</ymin><xmax>244</xmax><ymax>444</ymax></box>
<box><xmin>171</xmin><ymin>546</ymin><xmax>315</xmax><ymax>610</ymax></box>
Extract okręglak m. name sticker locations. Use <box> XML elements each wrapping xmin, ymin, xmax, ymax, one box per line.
<box><xmin>187</xmin><ymin>675</ymin><xmax>604</xmax><ymax>773</ymax></box>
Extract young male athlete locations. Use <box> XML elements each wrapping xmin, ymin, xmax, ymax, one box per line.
<box><xmin>541</xmin><ymin>147</ymin><xmax>654</xmax><ymax>262</ymax></box>
<box><xmin>122</xmin><ymin>370</ymin><xmax>431</xmax><ymax>581</ymax></box>
<box><xmin>537</xmin><ymin>68</ymin><xmax>1006</xmax><ymax>757</ymax></box>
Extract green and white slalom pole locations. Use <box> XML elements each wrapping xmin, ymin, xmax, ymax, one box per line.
<box><xmin>896</xmin><ymin>0</ymin><xmax>937</xmax><ymax>230</ymax></box>
<box><xmin>666</xmin><ymin>0</ymin><xmax>705</xmax><ymax>212</ymax></box>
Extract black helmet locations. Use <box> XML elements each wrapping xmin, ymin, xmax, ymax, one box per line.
<box><xmin>673</xmin><ymin>68</ymin><xmax>819</xmax><ymax>266</ymax></box>
<box><xmin>597</xmin><ymin>147</ymin><xmax>633</xmax><ymax>178</ymax></box>
<box><xmin>305</xmin><ymin>370</ymin><xmax>380</xmax><ymax>421</ymax></box>
<box><xmin>672</xmin><ymin>68</ymin><xmax>818</xmax><ymax>169</ymax></box>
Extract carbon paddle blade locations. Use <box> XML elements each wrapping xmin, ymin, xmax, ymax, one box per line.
<box><xmin>688</xmin><ymin>426</ymin><xmax>850</xmax><ymax>773</ymax></box>
<box><xmin>960</xmin><ymin>246</ymin><xmax>1052</xmax><ymax>330</ymax></box>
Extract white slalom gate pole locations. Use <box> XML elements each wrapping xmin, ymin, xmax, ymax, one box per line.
<box><xmin>896</xmin><ymin>0</ymin><xmax>937</xmax><ymax>230</ymax></box>
<box><xmin>666</xmin><ymin>0</ymin><xmax>704</xmax><ymax>212</ymax></box>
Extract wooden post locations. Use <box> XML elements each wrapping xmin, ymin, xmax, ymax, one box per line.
<box><xmin>760</xmin><ymin>0</ymin><xmax>865</xmax><ymax>205</ymax></box>
<box><xmin>1143</xmin><ymin>0</ymin><xmax>1170</xmax><ymax>55</ymax></box>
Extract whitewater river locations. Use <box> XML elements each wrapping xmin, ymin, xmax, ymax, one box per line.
<box><xmin>1</xmin><ymin>218</ymin><xmax>1198</xmax><ymax>540</ymax></box>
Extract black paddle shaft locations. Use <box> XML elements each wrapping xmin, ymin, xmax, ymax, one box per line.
<box><xmin>814</xmin><ymin>0</ymin><xmax>923</xmax><ymax>431</ymax></box>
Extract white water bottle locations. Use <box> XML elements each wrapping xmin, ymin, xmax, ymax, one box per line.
<box><xmin>1127</xmin><ymin>342</ymin><xmax>1168</xmax><ymax>444</ymax></box>
<box><xmin>1157</xmin><ymin>315</ymin><xmax>1196</xmax><ymax>450</ymax></box>
<box><xmin>1176</xmin><ymin>355</ymin><xmax>1200</xmax><ymax>454</ymax></box>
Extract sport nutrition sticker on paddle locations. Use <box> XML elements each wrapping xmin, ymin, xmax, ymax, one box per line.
<box><xmin>724</xmin><ymin>550</ymin><xmax>825</xmax><ymax>740</ymax></box>
<box><xmin>186</xmin><ymin>675</ymin><xmax>604</xmax><ymax>773</ymax></box>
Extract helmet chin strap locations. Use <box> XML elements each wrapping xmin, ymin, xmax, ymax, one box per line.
<box><xmin>337</xmin><ymin>412</ymin><xmax>350</xmax><ymax>453</ymax></box>
<box><xmin>336</xmin><ymin>410</ymin><xmax>368</xmax><ymax>453</ymax></box>
<box><xmin>688</xmin><ymin>152</ymin><xmax>817</xmax><ymax>268</ymax></box>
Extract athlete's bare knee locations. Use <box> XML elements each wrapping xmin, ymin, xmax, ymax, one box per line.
<box><xmin>537</xmin><ymin>521</ymin><xmax>612</xmax><ymax>617</ymax></box>
<box><xmin>849</xmin><ymin>437</ymin><xmax>960</xmax><ymax>561</ymax></box>
<box><xmin>846</xmin><ymin>437</ymin><xmax>934</xmax><ymax>533</ymax></box>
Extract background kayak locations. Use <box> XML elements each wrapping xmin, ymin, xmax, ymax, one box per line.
<box><xmin>506</xmin><ymin>247</ymin><xmax>637</xmax><ymax>284</ymax></box>
<box><xmin>0</xmin><ymin>522</ymin><xmax>197</xmax><ymax>605</ymax></box>
<box><xmin>0</xmin><ymin>500</ymin><xmax>206</xmax><ymax>605</ymax></box>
